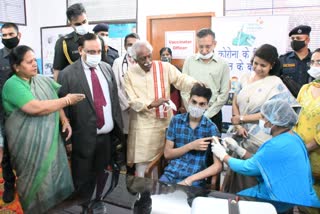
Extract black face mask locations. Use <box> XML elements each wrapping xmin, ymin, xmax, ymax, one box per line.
<box><xmin>291</xmin><ymin>40</ymin><xmax>306</xmax><ymax>52</ymax></box>
<box><xmin>2</xmin><ymin>36</ymin><xmax>19</xmax><ymax>49</ymax></box>
<box><xmin>161</xmin><ymin>56</ymin><xmax>171</xmax><ymax>63</ymax></box>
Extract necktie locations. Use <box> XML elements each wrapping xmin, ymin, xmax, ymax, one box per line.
<box><xmin>90</xmin><ymin>67</ymin><xmax>107</xmax><ymax>129</ymax></box>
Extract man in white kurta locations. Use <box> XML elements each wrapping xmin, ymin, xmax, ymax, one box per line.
<box><xmin>124</xmin><ymin>41</ymin><xmax>196</xmax><ymax>176</ymax></box>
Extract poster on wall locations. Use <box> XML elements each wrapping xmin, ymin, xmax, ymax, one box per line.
<box><xmin>0</xmin><ymin>0</ymin><xmax>26</xmax><ymax>25</ymax></box>
<box><xmin>41</xmin><ymin>23</ymin><xmax>136</xmax><ymax>76</ymax></box>
<box><xmin>212</xmin><ymin>16</ymin><xmax>289</xmax><ymax>79</ymax></box>
<box><xmin>165</xmin><ymin>31</ymin><xmax>195</xmax><ymax>59</ymax></box>
<box><xmin>212</xmin><ymin>16</ymin><xmax>289</xmax><ymax>131</ymax></box>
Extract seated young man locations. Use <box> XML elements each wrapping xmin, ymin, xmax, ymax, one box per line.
<box><xmin>159</xmin><ymin>83</ymin><xmax>222</xmax><ymax>187</ymax></box>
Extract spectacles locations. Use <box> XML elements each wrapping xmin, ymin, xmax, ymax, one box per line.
<box><xmin>307</xmin><ymin>60</ymin><xmax>320</xmax><ymax>66</ymax></box>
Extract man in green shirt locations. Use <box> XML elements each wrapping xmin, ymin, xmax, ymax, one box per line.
<box><xmin>182</xmin><ymin>28</ymin><xmax>230</xmax><ymax>133</ymax></box>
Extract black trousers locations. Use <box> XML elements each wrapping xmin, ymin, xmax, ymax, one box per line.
<box><xmin>1</xmin><ymin>137</ymin><xmax>15</xmax><ymax>190</ymax></box>
<box><xmin>72</xmin><ymin>133</ymin><xmax>113</xmax><ymax>194</ymax></box>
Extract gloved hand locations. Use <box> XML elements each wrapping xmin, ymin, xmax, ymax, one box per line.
<box><xmin>211</xmin><ymin>140</ymin><xmax>228</xmax><ymax>162</ymax></box>
<box><xmin>223</xmin><ymin>137</ymin><xmax>246</xmax><ymax>158</ymax></box>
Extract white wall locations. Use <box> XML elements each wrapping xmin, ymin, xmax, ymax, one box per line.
<box><xmin>20</xmin><ymin>0</ymin><xmax>66</xmax><ymax>57</ymax></box>
<box><xmin>137</xmin><ymin>0</ymin><xmax>224</xmax><ymax>40</ymax></box>
<box><xmin>14</xmin><ymin>0</ymin><xmax>224</xmax><ymax>59</ymax></box>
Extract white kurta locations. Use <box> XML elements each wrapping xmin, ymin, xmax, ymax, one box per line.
<box><xmin>112</xmin><ymin>54</ymin><xmax>135</xmax><ymax>134</ymax></box>
<box><xmin>124</xmin><ymin>61</ymin><xmax>196</xmax><ymax>164</ymax></box>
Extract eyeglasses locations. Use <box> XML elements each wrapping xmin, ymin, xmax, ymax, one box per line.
<box><xmin>307</xmin><ymin>60</ymin><xmax>320</xmax><ymax>67</ymax></box>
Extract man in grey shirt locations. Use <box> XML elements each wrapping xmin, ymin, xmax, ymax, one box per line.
<box><xmin>182</xmin><ymin>28</ymin><xmax>230</xmax><ymax>132</ymax></box>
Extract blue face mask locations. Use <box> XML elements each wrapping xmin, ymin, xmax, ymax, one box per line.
<box><xmin>259</xmin><ymin>119</ymin><xmax>272</xmax><ymax>135</ymax></box>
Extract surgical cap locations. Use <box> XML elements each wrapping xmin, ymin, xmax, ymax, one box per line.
<box><xmin>261</xmin><ymin>99</ymin><xmax>298</xmax><ymax>128</ymax></box>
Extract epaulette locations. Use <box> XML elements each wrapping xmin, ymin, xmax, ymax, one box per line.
<box><xmin>108</xmin><ymin>46</ymin><xmax>119</xmax><ymax>53</ymax></box>
<box><xmin>279</xmin><ymin>51</ymin><xmax>292</xmax><ymax>58</ymax></box>
<box><xmin>62</xmin><ymin>32</ymin><xmax>74</xmax><ymax>40</ymax></box>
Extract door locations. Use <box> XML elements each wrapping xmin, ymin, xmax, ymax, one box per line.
<box><xmin>147</xmin><ymin>12</ymin><xmax>214</xmax><ymax>69</ymax></box>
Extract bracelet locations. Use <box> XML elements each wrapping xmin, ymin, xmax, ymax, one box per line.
<box><xmin>184</xmin><ymin>179</ymin><xmax>191</xmax><ymax>186</ymax></box>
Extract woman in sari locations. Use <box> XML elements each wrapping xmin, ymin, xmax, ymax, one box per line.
<box><xmin>223</xmin><ymin>44</ymin><xmax>297</xmax><ymax>193</ymax></box>
<box><xmin>2</xmin><ymin>45</ymin><xmax>85</xmax><ymax>213</ymax></box>
<box><xmin>294</xmin><ymin>48</ymin><xmax>320</xmax><ymax>214</ymax></box>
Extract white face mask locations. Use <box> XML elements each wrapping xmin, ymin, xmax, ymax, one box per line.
<box><xmin>188</xmin><ymin>104</ymin><xmax>206</xmax><ymax>118</ymax></box>
<box><xmin>127</xmin><ymin>46</ymin><xmax>132</xmax><ymax>56</ymax></box>
<box><xmin>198</xmin><ymin>52</ymin><xmax>213</xmax><ymax>60</ymax></box>
<box><xmin>259</xmin><ymin>119</ymin><xmax>272</xmax><ymax>135</ymax></box>
<box><xmin>75</xmin><ymin>24</ymin><xmax>89</xmax><ymax>35</ymax></box>
<box><xmin>102</xmin><ymin>36</ymin><xmax>109</xmax><ymax>46</ymax></box>
<box><xmin>85</xmin><ymin>53</ymin><xmax>101</xmax><ymax>68</ymax></box>
<box><xmin>307</xmin><ymin>67</ymin><xmax>320</xmax><ymax>80</ymax></box>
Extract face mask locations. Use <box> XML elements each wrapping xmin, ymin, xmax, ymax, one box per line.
<box><xmin>2</xmin><ymin>36</ymin><xmax>19</xmax><ymax>49</ymax></box>
<box><xmin>198</xmin><ymin>52</ymin><xmax>213</xmax><ymax>60</ymax></box>
<box><xmin>102</xmin><ymin>36</ymin><xmax>109</xmax><ymax>45</ymax></box>
<box><xmin>307</xmin><ymin>66</ymin><xmax>320</xmax><ymax>80</ymax></box>
<box><xmin>75</xmin><ymin>24</ymin><xmax>89</xmax><ymax>35</ymax></box>
<box><xmin>85</xmin><ymin>53</ymin><xmax>101</xmax><ymax>68</ymax></box>
<box><xmin>161</xmin><ymin>56</ymin><xmax>171</xmax><ymax>63</ymax></box>
<box><xmin>291</xmin><ymin>40</ymin><xmax>306</xmax><ymax>52</ymax></box>
<box><xmin>259</xmin><ymin>119</ymin><xmax>272</xmax><ymax>135</ymax></box>
<box><xmin>127</xmin><ymin>46</ymin><xmax>132</xmax><ymax>56</ymax></box>
<box><xmin>188</xmin><ymin>104</ymin><xmax>206</xmax><ymax>118</ymax></box>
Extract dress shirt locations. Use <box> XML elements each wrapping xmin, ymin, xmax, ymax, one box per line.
<box><xmin>82</xmin><ymin>60</ymin><xmax>114</xmax><ymax>134</ymax></box>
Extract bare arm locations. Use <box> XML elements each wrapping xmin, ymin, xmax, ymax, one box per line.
<box><xmin>21</xmin><ymin>94</ymin><xmax>85</xmax><ymax>116</ymax></box>
<box><xmin>164</xmin><ymin>139</ymin><xmax>192</xmax><ymax>160</ymax></box>
<box><xmin>183</xmin><ymin>156</ymin><xmax>222</xmax><ymax>185</ymax></box>
<box><xmin>306</xmin><ymin>139</ymin><xmax>320</xmax><ymax>153</ymax></box>
<box><xmin>164</xmin><ymin>137</ymin><xmax>212</xmax><ymax>160</ymax></box>
<box><xmin>232</xmin><ymin>94</ymin><xmax>240</xmax><ymax>116</ymax></box>
<box><xmin>53</xmin><ymin>69</ymin><xmax>60</xmax><ymax>81</ymax></box>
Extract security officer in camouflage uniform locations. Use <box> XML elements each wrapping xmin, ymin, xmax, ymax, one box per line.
<box><xmin>0</xmin><ymin>22</ymin><xmax>20</xmax><ymax>203</ymax></box>
<box><xmin>53</xmin><ymin>3</ymin><xmax>107</xmax><ymax>80</ymax></box>
<box><xmin>92</xmin><ymin>23</ymin><xmax>119</xmax><ymax>66</ymax></box>
<box><xmin>279</xmin><ymin>25</ymin><xmax>312</xmax><ymax>95</ymax></box>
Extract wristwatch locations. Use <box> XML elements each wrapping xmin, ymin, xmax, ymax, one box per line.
<box><xmin>240</xmin><ymin>115</ymin><xmax>244</xmax><ymax>124</ymax></box>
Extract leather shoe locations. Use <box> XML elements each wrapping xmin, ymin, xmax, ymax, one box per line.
<box><xmin>2</xmin><ymin>186</ymin><xmax>15</xmax><ymax>203</ymax></box>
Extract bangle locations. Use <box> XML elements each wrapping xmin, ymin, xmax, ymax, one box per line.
<box><xmin>61</xmin><ymin>118</ymin><xmax>69</xmax><ymax>126</ymax></box>
<box><xmin>184</xmin><ymin>179</ymin><xmax>191</xmax><ymax>186</ymax></box>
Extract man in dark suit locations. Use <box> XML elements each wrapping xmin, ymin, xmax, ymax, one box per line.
<box><xmin>58</xmin><ymin>33</ymin><xmax>123</xmax><ymax>194</ymax></box>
